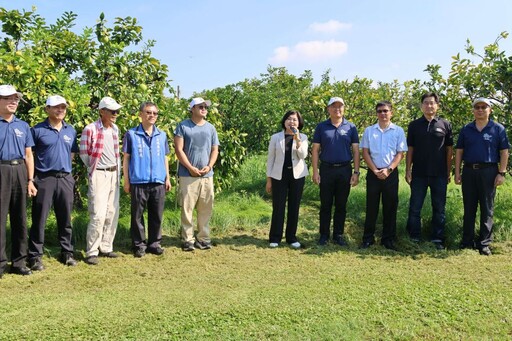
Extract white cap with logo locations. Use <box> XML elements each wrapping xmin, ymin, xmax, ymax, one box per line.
<box><xmin>99</xmin><ymin>96</ymin><xmax>122</xmax><ymax>110</ymax></box>
<box><xmin>0</xmin><ymin>85</ymin><xmax>23</xmax><ymax>98</ymax></box>
<box><xmin>472</xmin><ymin>97</ymin><xmax>492</xmax><ymax>107</ymax></box>
<box><xmin>189</xmin><ymin>97</ymin><xmax>211</xmax><ymax>110</ymax></box>
<box><xmin>327</xmin><ymin>97</ymin><xmax>345</xmax><ymax>106</ymax></box>
<box><xmin>46</xmin><ymin>95</ymin><xmax>68</xmax><ymax>107</ymax></box>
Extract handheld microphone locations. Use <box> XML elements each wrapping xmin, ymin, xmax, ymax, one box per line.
<box><xmin>291</xmin><ymin>128</ymin><xmax>297</xmax><ymax>134</ymax></box>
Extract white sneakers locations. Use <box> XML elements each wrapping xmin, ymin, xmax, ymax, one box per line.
<box><xmin>290</xmin><ymin>242</ymin><xmax>301</xmax><ymax>249</ymax></box>
<box><xmin>269</xmin><ymin>242</ymin><xmax>301</xmax><ymax>249</ymax></box>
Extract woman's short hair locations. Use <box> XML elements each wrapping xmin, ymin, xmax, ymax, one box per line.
<box><xmin>280</xmin><ymin>110</ymin><xmax>304</xmax><ymax>130</ymax></box>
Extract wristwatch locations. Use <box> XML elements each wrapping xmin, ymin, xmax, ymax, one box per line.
<box><xmin>353</xmin><ymin>170</ymin><xmax>360</xmax><ymax>175</ymax></box>
<box><xmin>388</xmin><ymin>167</ymin><xmax>394</xmax><ymax>173</ymax></box>
<box><xmin>498</xmin><ymin>171</ymin><xmax>506</xmax><ymax>177</ymax></box>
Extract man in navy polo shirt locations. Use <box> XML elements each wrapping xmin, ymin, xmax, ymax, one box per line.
<box><xmin>405</xmin><ymin>92</ymin><xmax>453</xmax><ymax>249</ymax></box>
<box><xmin>311</xmin><ymin>97</ymin><xmax>360</xmax><ymax>246</ymax></box>
<box><xmin>454</xmin><ymin>97</ymin><xmax>510</xmax><ymax>256</ymax></box>
<box><xmin>0</xmin><ymin>85</ymin><xmax>37</xmax><ymax>277</ymax></box>
<box><xmin>360</xmin><ymin>101</ymin><xmax>407</xmax><ymax>251</ymax></box>
<box><xmin>123</xmin><ymin>101</ymin><xmax>171</xmax><ymax>258</ymax></box>
<box><xmin>28</xmin><ymin>95</ymin><xmax>78</xmax><ymax>270</ymax></box>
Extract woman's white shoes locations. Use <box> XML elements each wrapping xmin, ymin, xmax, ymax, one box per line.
<box><xmin>269</xmin><ymin>243</ymin><xmax>279</xmax><ymax>248</ymax></box>
<box><xmin>290</xmin><ymin>242</ymin><xmax>301</xmax><ymax>249</ymax></box>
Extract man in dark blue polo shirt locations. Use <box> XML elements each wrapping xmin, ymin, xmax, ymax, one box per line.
<box><xmin>454</xmin><ymin>97</ymin><xmax>510</xmax><ymax>256</ymax></box>
<box><xmin>0</xmin><ymin>85</ymin><xmax>37</xmax><ymax>277</ymax></box>
<box><xmin>312</xmin><ymin>97</ymin><xmax>360</xmax><ymax>246</ymax></box>
<box><xmin>405</xmin><ymin>93</ymin><xmax>453</xmax><ymax>249</ymax></box>
<box><xmin>28</xmin><ymin>95</ymin><xmax>79</xmax><ymax>270</ymax></box>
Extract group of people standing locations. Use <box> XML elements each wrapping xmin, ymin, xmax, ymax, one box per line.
<box><xmin>0</xmin><ymin>84</ymin><xmax>218</xmax><ymax>277</ymax></box>
<box><xmin>266</xmin><ymin>94</ymin><xmax>509</xmax><ymax>256</ymax></box>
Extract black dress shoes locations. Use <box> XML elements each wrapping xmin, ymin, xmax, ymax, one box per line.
<box><xmin>11</xmin><ymin>266</ymin><xmax>32</xmax><ymax>276</ymax></box>
<box><xmin>382</xmin><ymin>241</ymin><xmax>398</xmax><ymax>251</ymax></box>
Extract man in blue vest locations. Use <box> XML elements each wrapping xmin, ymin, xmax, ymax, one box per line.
<box><xmin>28</xmin><ymin>95</ymin><xmax>78</xmax><ymax>270</ymax></box>
<box><xmin>123</xmin><ymin>101</ymin><xmax>171</xmax><ymax>258</ymax></box>
<box><xmin>0</xmin><ymin>85</ymin><xmax>37</xmax><ymax>277</ymax></box>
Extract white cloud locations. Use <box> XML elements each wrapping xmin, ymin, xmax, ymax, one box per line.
<box><xmin>309</xmin><ymin>20</ymin><xmax>352</xmax><ymax>34</ymax></box>
<box><xmin>269</xmin><ymin>40</ymin><xmax>348</xmax><ymax>64</ymax></box>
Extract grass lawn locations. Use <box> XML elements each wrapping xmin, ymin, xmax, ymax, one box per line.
<box><xmin>1</xmin><ymin>155</ymin><xmax>511</xmax><ymax>340</ymax></box>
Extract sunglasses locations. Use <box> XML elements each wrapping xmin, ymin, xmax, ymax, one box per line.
<box><xmin>197</xmin><ymin>105</ymin><xmax>208</xmax><ymax>110</ymax></box>
<box><xmin>473</xmin><ymin>105</ymin><xmax>489</xmax><ymax>110</ymax></box>
<box><xmin>0</xmin><ymin>96</ymin><xmax>20</xmax><ymax>103</ymax></box>
<box><xmin>104</xmin><ymin>109</ymin><xmax>119</xmax><ymax>115</ymax></box>
<box><xmin>144</xmin><ymin>110</ymin><xmax>159</xmax><ymax>116</ymax></box>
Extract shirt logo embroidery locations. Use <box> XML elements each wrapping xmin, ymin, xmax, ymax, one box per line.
<box><xmin>14</xmin><ymin>128</ymin><xmax>24</xmax><ymax>138</ymax></box>
<box><xmin>483</xmin><ymin>133</ymin><xmax>492</xmax><ymax>142</ymax></box>
<box><xmin>63</xmin><ymin>135</ymin><xmax>72</xmax><ymax>144</ymax></box>
<box><xmin>338</xmin><ymin>129</ymin><xmax>347</xmax><ymax>136</ymax></box>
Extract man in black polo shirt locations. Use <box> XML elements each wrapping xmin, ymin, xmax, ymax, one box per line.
<box><xmin>0</xmin><ymin>85</ymin><xmax>37</xmax><ymax>277</ymax></box>
<box><xmin>28</xmin><ymin>95</ymin><xmax>78</xmax><ymax>270</ymax></box>
<box><xmin>454</xmin><ymin>97</ymin><xmax>510</xmax><ymax>256</ymax></box>
<box><xmin>311</xmin><ymin>97</ymin><xmax>360</xmax><ymax>246</ymax></box>
<box><xmin>405</xmin><ymin>92</ymin><xmax>453</xmax><ymax>249</ymax></box>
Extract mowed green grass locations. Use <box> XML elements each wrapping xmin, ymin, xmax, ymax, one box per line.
<box><xmin>1</xmin><ymin>155</ymin><xmax>511</xmax><ymax>340</ymax></box>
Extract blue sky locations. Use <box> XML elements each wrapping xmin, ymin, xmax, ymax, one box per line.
<box><xmin>5</xmin><ymin>0</ymin><xmax>512</xmax><ymax>98</ymax></box>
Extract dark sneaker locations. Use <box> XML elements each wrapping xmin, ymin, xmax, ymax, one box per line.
<box><xmin>194</xmin><ymin>240</ymin><xmax>212</xmax><ymax>250</ymax></box>
<box><xmin>479</xmin><ymin>246</ymin><xmax>492</xmax><ymax>256</ymax></box>
<box><xmin>85</xmin><ymin>256</ymin><xmax>99</xmax><ymax>265</ymax></box>
<box><xmin>28</xmin><ymin>257</ymin><xmax>45</xmax><ymax>271</ymax></box>
<box><xmin>182</xmin><ymin>242</ymin><xmax>195</xmax><ymax>252</ymax></box>
<box><xmin>60</xmin><ymin>253</ymin><xmax>77</xmax><ymax>266</ymax></box>
<box><xmin>317</xmin><ymin>235</ymin><xmax>328</xmax><ymax>246</ymax></box>
<box><xmin>333</xmin><ymin>236</ymin><xmax>347</xmax><ymax>247</ymax></box>
<box><xmin>359</xmin><ymin>241</ymin><xmax>374</xmax><ymax>249</ymax></box>
<box><xmin>433</xmin><ymin>242</ymin><xmax>445</xmax><ymax>250</ymax></box>
<box><xmin>10</xmin><ymin>266</ymin><xmax>32</xmax><ymax>276</ymax></box>
<box><xmin>147</xmin><ymin>246</ymin><xmax>165</xmax><ymax>255</ymax></box>
<box><xmin>99</xmin><ymin>252</ymin><xmax>119</xmax><ymax>258</ymax></box>
<box><xmin>134</xmin><ymin>248</ymin><xmax>146</xmax><ymax>258</ymax></box>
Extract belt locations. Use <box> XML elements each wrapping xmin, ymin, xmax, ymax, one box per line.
<box><xmin>321</xmin><ymin>161</ymin><xmax>350</xmax><ymax>167</ymax></box>
<box><xmin>0</xmin><ymin>159</ymin><xmax>24</xmax><ymax>165</ymax></box>
<box><xmin>464</xmin><ymin>163</ymin><xmax>496</xmax><ymax>170</ymax></box>
<box><xmin>96</xmin><ymin>166</ymin><xmax>117</xmax><ymax>172</ymax></box>
<box><xmin>38</xmin><ymin>171</ymin><xmax>70</xmax><ymax>178</ymax></box>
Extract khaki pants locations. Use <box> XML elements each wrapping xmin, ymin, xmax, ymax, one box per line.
<box><xmin>179</xmin><ymin>176</ymin><xmax>214</xmax><ymax>243</ymax></box>
<box><xmin>86</xmin><ymin>170</ymin><xmax>119</xmax><ymax>257</ymax></box>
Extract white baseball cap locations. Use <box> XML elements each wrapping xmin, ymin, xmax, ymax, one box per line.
<box><xmin>99</xmin><ymin>96</ymin><xmax>122</xmax><ymax>110</ymax></box>
<box><xmin>0</xmin><ymin>85</ymin><xmax>22</xmax><ymax>98</ymax></box>
<box><xmin>328</xmin><ymin>97</ymin><xmax>345</xmax><ymax>106</ymax></box>
<box><xmin>46</xmin><ymin>95</ymin><xmax>68</xmax><ymax>107</ymax></box>
<box><xmin>189</xmin><ymin>97</ymin><xmax>211</xmax><ymax>110</ymax></box>
<box><xmin>472</xmin><ymin>97</ymin><xmax>492</xmax><ymax>107</ymax></box>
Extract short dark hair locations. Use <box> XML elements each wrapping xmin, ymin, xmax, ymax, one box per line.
<box><xmin>280</xmin><ymin>110</ymin><xmax>304</xmax><ymax>130</ymax></box>
<box><xmin>421</xmin><ymin>92</ymin><xmax>439</xmax><ymax>104</ymax></box>
<box><xmin>375</xmin><ymin>101</ymin><xmax>392</xmax><ymax>111</ymax></box>
<box><xmin>139</xmin><ymin>101</ymin><xmax>158</xmax><ymax>112</ymax></box>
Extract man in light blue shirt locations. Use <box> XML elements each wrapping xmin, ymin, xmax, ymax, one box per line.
<box><xmin>360</xmin><ymin>101</ymin><xmax>407</xmax><ymax>250</ymax></box>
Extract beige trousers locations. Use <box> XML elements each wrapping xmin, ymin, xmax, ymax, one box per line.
<box><xmin>85</xmin><ymin>170</ymin><xmax>119</xmax><ymax>257</ymax></box>
<box><xmin>179</xmin><ymin>176</ymin><xmax>214</xmax><ymax>243</ymax></box>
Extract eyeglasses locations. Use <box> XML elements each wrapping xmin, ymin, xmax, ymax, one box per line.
<box><xmin>197</xmin><ymin>105</ymin><xmax>208</xmax><ymax>110</ymax></box>
<box><xmin>377</xmin><ymin>109</ymin><xmax>390</xmax><ymax>114</ymax></box>
<box><xmin>145</xmin><ymin>111</ymin><xmax>158</xmax><ymax>116</ymax></box>
<box><xmin>473</xmin><ymin>105</ymin><xmax>489</xmax><ymax>110</ymax></box>
<box><xmin>0</xmin><ymin>96</ymin><xmax>20</xmax><ymax>103</ymax></box>
<box><xmin>104</xmin><ymin>109</ymin><xmax>119</xmax><ymax>115</ymax></box>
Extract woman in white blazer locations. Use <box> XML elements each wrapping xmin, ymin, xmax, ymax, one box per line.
<box><xmin>266</xmin><ymin>110</ymin><xmax>309</xmax><ymax>248</ymax></box>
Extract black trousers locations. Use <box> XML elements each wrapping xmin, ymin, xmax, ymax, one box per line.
<box><xmin>29</xmin><ymin>172</ymin><xmax>75</xmax><ymax>258</ymax></box>
<box><xmin>461</xmin><ymin>166</ymin><xmax>497</xmax><ymax>248</ymax></box>
<box><xmin>319</xmin><ymin>163</ymin><xmax>352</xmax><ymax>239</ymax></box>
<box><xmin>269</xmin><ymin>168</ymin><xmax>305</xmax><ymax>244</ymax></box>
<box><xmin>0</xmin><ymin>163</ymin><xmax>28</xmax><ymax>271</ymax></box>
<box><xmin>363</xmin><ymin>170</ymin><xmax>399</xmax><ymax>244</ymax></box>
<box><xmin>130</xmin><ymin>183</ymin><xmax>165</xmax><ymax>250</ymax></box>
